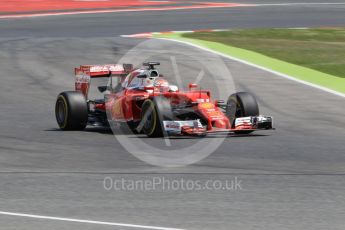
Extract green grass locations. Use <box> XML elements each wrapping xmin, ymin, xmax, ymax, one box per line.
<box><xmin>183</xmin><ymin>28</ymin><xmax>345</xmax><ymax>78</ymax></box>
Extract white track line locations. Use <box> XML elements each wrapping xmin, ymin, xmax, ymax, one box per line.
<box><xmin>0</xmin><ymin>4</ymin><xmax>248</xmax><ymax>19</ymax></box>
<box><xmin>157</xmin><ymin>38</ymin><xmax>345</xmax><ymax>98</ymax></box>
<box><xmin>0</xmin><ymin>211</ymin><xmax>185</xmax><ymax>230</ymax></box>
<box><xmin>256</xmin><ymin>2</ymin><xmax>345</xmax><ymax>6</ymax></box>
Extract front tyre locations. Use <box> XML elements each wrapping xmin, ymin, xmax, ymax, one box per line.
<box><xmin>141</xmin><ymin>97</ymin><xmax>173</xmax><ymax>137</ymax></box>
<box><xmin>226</xmin><ymin>92</ymin><xmax>259</xmax><ymax>134</ymax></box>
<box><xmin>55</xmin><ymin>91</ymin><xmax>88</xmax><ymax>130</ymax></box>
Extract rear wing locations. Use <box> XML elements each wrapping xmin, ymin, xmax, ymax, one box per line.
<box><xmin>75</xmin><ymin>64</ymin><xmax>133</xmax><ymax>78</ymax></box>
<box><xmin>75</xmin><ymin>64</ymin><xmax>133</xmax><ymax>97</ymax></box>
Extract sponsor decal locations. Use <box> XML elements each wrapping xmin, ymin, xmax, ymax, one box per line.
<box><xmin>75</xmin><ymin>73</ymin><xmax>90</xmax><ymax>83</ymax></box>
<box><xmin>199</xmin><ymin>102</ymin><xmax>214</xmax><ymax>109</ymax></box>
<box><xmin>163</xmin><ymin>120</ymin><xmax>203</xmax><ymax>133</ymax></box>
<box><xmin>165</xmin><ymin>121</ymin><xmax>181</xmax><ymax>130</ymax></box>
<box><xmin>90</xmin><ymin>64</ymin><xmax>124</xmax><ymax>72</ymax></box>
<box><xmin>234</xmin><ymin>117</ymin><xmax>253</xmax><ymax>127</ymax></box>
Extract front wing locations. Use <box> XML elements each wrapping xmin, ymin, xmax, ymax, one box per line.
<box><xmin>162</xmin><ymin>116</ymin><xmax>273</xmax><ymax>136</ymax></box>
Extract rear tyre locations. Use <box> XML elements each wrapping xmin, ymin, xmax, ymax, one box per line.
<box><xmin>226</xmin><ymin>92</ymin><xmax>259</xmax><ymax>134</ymax></box>
<box><xmin>141</xmin><ymin>97</ymin><xmax>173</xmax><ymax>137</ymax></box>
<box><xmin>55</xmin><ymin>91</ymin><xmax>88</xmax><ymax>130</ymax></box>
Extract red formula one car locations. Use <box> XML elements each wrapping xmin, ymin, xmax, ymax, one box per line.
<box><xmin>55</xmin><ymin>62</ymin><xmax>273</xmax><ymax>137</ymax></box>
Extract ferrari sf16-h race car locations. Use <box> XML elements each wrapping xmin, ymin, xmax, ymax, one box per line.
<box><xmin>55</xmin><ymin>62</ymin><xmax>273</xmax><ymax>137</ymax></box>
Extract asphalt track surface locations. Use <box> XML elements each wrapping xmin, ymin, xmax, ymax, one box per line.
<box><xmin>1</xmin><ymin>1</ymin><xmax>345</xmax><ymax>229</ymax></box>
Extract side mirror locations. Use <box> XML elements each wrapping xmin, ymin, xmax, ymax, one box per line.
<box><xmin>215</xmin><ymin>100</ymin><xmax>225</xmax><ymax>107</ymax></box>
<box><xmin>188</xmin><ymin>83</ymin><xmax>198</xmax><ymax>90</ymax></box>
<box><xmin>98</xmin><ymin>86</ymin><xmax>107</xmax><ymax>93</ymax></box>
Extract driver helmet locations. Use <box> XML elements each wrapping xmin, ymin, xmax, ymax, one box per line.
<box><xmin>154</xmin><ymin>78</ymin><xmax>169</xmax><ymax>92</ymax></box>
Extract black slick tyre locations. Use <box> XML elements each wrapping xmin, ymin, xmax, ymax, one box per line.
<box><xmin>55</xmin><ymin>91</ymin><xmax>88</xmax><ymax>130</ymax></box>
<box><xmin>226</xmin><ymin>92</ymin><xmax>259</xmax><ymax>134</ymax></box>
<box><xmin>141</xmin><ymin>97</ymin><xmax>173</xmax><ymax>137</ymax></box>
